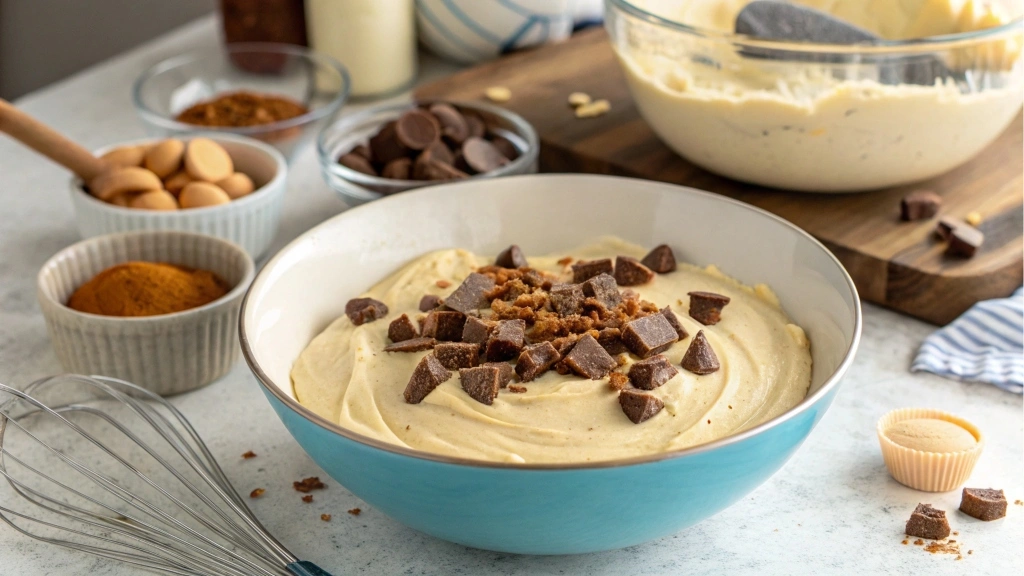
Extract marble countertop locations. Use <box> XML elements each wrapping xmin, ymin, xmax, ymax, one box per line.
<box><xmin>0</xmin><ymin>17</ymin><xmax>1020</xmax><ymax>576</ymax></box>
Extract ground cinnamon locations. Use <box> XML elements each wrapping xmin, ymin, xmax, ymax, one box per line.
<box><xmin>67</xmin><ymin>261</ymin><xmax>229</xmax><ymax>317</ymax></box>
<box><xmin>175</xmin><ymin>91</ymin><xmax>308</xmax><ymax>127</ymax></box>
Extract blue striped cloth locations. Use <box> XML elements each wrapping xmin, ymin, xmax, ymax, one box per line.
<box><xmin>912</xmin><ymin>287</ymin><xmax>1024</xmax><ymax>394</ymax></box>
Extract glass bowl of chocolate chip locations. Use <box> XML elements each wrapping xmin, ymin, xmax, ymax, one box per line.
<box><xmin>317</xmin><ymin>100</ymin><xmax>539</xmax><ymax>205</ymax></box>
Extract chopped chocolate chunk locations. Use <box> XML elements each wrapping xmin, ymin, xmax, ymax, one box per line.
<box><xmin>430</xmin><ymin>103</ymin><xmax>470</xmax><ymax>144</ymax></box>
<box><xmin>459</xmin><ymin>366</ymin><xmax>501</xmax><ymax>405</ymax></box>
<box><xmin>613</xmin><ymin>256</ymin><xmax>655</xmax><ymax>286</ymax></box>
<box><xmin>621</xmin><ymin>314</ymin><xmax>679</xmax><ymax>358</ymax></box>
<box><xmin>582</xmin><ymin>273</ymin><xmax>622</xmax><ymax>310</ymax></box>
<box><xmin>403</xmin><ymin>354</ymin><xmax>452</xmax><ymax>404</ymax></box>
<box><xmin>485</xmin><ymin>361</ymin><xmax>516</xmax><ymax>388</ymax></box>
<box><xmin>572</xmin><ymin>258</ymin><xmax>614</xmax><ymax>283</ymax></box>
<box><xmin>563</xmin><ymin>334</ymin><xmax>617</xmax><ymax>379</ymax></box>
<box><xmin>935</xmin><ymin>217</ymin><xmax>959</xmax><ymax>240</ymax></box>
<box><xmin>680</xmin><ymin>330</ymin><xmax>719</xmax><ymax>375</ymax></box>
<box><xmin>549</xmin><ymin>283</ymin><xmax>585</xmax><ymax>316</ymax></box>
<box><xmin>641</xmin><ymin>244</ymin><xmax>677</xmax><ymax>273</ymax></box>
<box><xmin>434</xmin><ymin>342</ymin><xmax>480</xmax><ymax>370</ymax></box>
<box><xmin>395</xmin><ymin>109</ymin><xmax>441</xmax><ymax>150</ymax></box>
<box><xmin>381</xmin><ymin>157</ymin><xmax>413</xmax><ymax>180</ymax></box>
<box><xmin>443</xmin><ymin>273</ymin><xmax>496</xmax><ymax>313</ymax></box>
<box><xmin>462</xmin><ymin>315</ymin><xmax>495</xmax><ymax>346</ymax></box>
<box><xmin>905</xmin><ymin>504</ymin><xmax>951</xmax><ymax>540</ymax></box>
<box><xmin>421</xmin><ymin>140</ymin><xmax>454</xmax><ymax>166</ymax></box>
<box><xmin>628</xmin><ymin>355</ymin><xmax>679</xmax><ymax>390</ymax></box>
<box><xmin>946</xmin><ymin>226</ymin><xmax>984</xmax><ymax>258</ymax></box>
<box><xmin>338</xmin><ymin>153</ymin><xmax>377</xmax><ymax>176</ymax></box>
<box><xmin>388</xmin><ymin>314</ymin><xmax>419</xmax><ymax>343</ymax></box>
<box><xmin>485</xmin><ymin>319</ymin><xmax>526</xmax><ymax>361</ymax></box>
<box><xmin>959</xmin><ymin>488</ymin><xmax>1007</xmax><ymax>521</ymax></box>
<box><xmin>515</xmin><ymin>341</ymin><xmax>561</xmax><ymax>382</ymax></box>
<box><xmin>421</xmin><ymin>310</ymin><xmax>467</xmax><ymax>341</ymax></box>
<box><xmin>462</xmin><ymin>136</ymin><xmax>509</xmax><ymax>173</ymax></box>
<box><xmin>900</xmin><ymin>190</ymin><xmax>942</xmax><ymax>221</ymax></box>
<box><xmin>368</xmin><ymin>121</ymin><xmax>407</xmax><ymax>165</ymax></box>
<box><xmin>521</xmin><ymin>270</ymin><xmax>546</xmax><ymax>288</ymax></box>
<box><xmin>688</xmin><ymin>291</ymin><xmax>730</xmax><ymax>326</ymax></box>
<box><xmin>552</xmin><ymin>335</ymin><xmax>579</xmax><ymax>357</ymax></box>
<box><xmin>345</xmin><ymin>297</ymin><xmax>389</xmax><ymax>326</ymax></box>
<box><xmin>419</xmin><ymin>294</ymin><xmax>443</xmax><ymax>312</ymax></box>
<box><xmin>507</xmin><ymin>384</ymin><xmax>527</xmax><ymax>393</ymax></box>
<box><xmin>608</xmin><ymin>372</ymin><xmax>629</xmax><ymax>391</ymax></box>
<box><xmin>597</xmin><ymin>328</ymin><xmax>628</xmax><ymax>355</ymax></box>
<box><xmin>384</xmin><ymin>337</ymin><xmax>436</xmax><ymax>353</ymax></box>
<box><xmin>661</xmin><ymin>306</ymin><xmax>688</xmax><ymax>340</ymax></box>
<box><xmin>495</xmin><ymin>245</ymin><xmax>528</xmax><ymax>268</ymax></box>
<box><xmin>618</xmin><ymin>389</ymin><xmax>664</xmax><ymax>424</ymax></box>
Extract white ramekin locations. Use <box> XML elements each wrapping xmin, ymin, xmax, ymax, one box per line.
<box><xmin>69</xmin><ymin>134</ymin><xmax>287</xmax><ymax>259</ymax></box>
<box><xmin>37</xmin><ymin>230</ymin><xmax>255</xmax><ymax>396</ymax></box>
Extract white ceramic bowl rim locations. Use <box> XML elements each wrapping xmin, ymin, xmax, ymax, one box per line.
<box><xmin>240</xmin><ymin>175</ymin><xmax>863</xmax><ymax>470</ymax></box>
<box><xmin>74</xmin><ymin>133</ymin><xmax>288</xmax><ymax>216</ymax></box>
<box><xmin>131</xmin><ymin>42</ymin><xmax>352</xmax><ymax>136</ymax></box>
<box><xmin>39</xmin><ymin>230</ymin><xmax>256</xmax><ymax>324</ymax></box>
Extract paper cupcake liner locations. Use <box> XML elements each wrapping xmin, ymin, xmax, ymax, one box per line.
<box><xmin>877</xmin><ymin>408</ymin><xmax>984</xmax><ymax>493</ymax></box>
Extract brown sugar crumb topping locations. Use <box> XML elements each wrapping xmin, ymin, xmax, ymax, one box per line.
<box><xmin>321</xmin><ymin>514</ymin><xmax>332</xmax><ymax>522</ymax></box>
<box><xmin>436</xmin><ymin>279</ymin><xmax>452</xmax><ymax>288</ymax></box>
<box><xmin>348</xmin><ymin>508</ymin><xmax>362</xmax><ymax>516</ymax></box>
<box><xmin>242</xmin><ymin>450</ymin><xmax>257</xmax><ymax>459</ymax></box>
<box><xmin>250</xmin><ymin>488</ymin><xmax>265</xmax><ymax>498</ymax></box>
<box><xmin>508</xmin><ymin>384</ymin><xmax>527</xmax><ymax>393</ymax></box>
<box><xmin>302</xmin><ymin>495</ymin><xmax>314</xmax><ymax>503</ymax></box>
<box><xmin>294</xmin><ymin>476</ymin><xmax>327</xmax><ymax>493</ymax></box>
<box><xmin>608</xmin><ymin>372</ymin><xmax>629</xmax><ymax>391</ymax></box>
<box><xmin>175</xmin><ymin>91</ymin><xmax>309</xmax><ymax>128</ymax></box>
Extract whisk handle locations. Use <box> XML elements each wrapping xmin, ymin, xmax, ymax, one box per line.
<box><xmin>287</xmin><ymin>560</ymin><xmax>335</xmax><ymax>576</ymax></box>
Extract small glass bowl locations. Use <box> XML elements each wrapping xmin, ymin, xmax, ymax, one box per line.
<box><xmin>317</xmin><ymin>100</ymin><xmax>539</xmax><ymax>205</ymax></box>
<box><xmin>132</xmin><ymin>43</ymin><xmax>350</xmax><ymax>162</ymax></box>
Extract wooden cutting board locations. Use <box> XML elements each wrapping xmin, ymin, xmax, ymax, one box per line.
<box><xmin>416</xmin><ymin>28</ymin><xmax>1023</xmax><ymax>325</ymax></box>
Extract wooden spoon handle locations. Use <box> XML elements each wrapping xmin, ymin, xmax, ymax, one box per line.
<box><xmin>0</xmin><ymin>98</ymin><xmax>108</xmax><ymax>182</ymax></box>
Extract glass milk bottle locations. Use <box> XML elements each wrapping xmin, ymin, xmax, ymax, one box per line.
<box><xmin>305</xmin><ymin>0</ymin><xmax>417</xmax><ymax>97</ymax></box>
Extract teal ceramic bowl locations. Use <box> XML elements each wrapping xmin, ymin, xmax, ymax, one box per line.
<box><xmin>240</xmin><ymin>174</ymin><xmax>861</xmax><ymax>554</ymax></box>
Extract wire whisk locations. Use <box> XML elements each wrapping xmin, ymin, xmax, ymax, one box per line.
<box><xmin>0</xmin><ymin>374</ymin><xmax>333</xmax><ymax>575</ymax></box>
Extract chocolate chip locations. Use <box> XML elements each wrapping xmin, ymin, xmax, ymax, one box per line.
<box><xmin>495</xmin><ymin>245</ymin><xmax>528</xmax><ymax>268</ymax></box>
<box><xmin>419</xmin><ymin>294</ymin><xmax>443</xmax><ymax>312</ymax></box>
<box><xmin>395</xmin><ymin>109</ymin><xmax>441</xmax><ymax>150</ymax></box>
<box><xmin>900</xmin><ymin>190</ymin><xmax>942</xmax><ymax>221</ymax></box>
<box><xmin>491</xmin><ymin>135</ymin><xmax>519</xmax><ymax>161</ymax></box>
<box><xmin>403</xmin><ymin>354</ymin><xmax>451</xmax><ymax>404</ymax></box>
<box><xmin>613</xmin><ymin>256</ymin><xmax>655</xmax><ymax>286</ymax></box>
<box><xmin>381</xmin><ymin>157</ymin><xmax>412</xmax><ymax>180</ymax></box>
<box><xmin>384</xmin><ymin>337</ymin><xmax>436</xmax><ymax>353</ymax></box>
<box><xmin>582</xmin><ymin>273</ymin><xmax>622</xmax><ymax>310</ymax></box>
<box><xmin>641</xmin><ymin>244</ymin><xmax>677</xmax><ymax>273</ymax></box>
<box><xmin>621</xmin><ymin>314</ymin><xmax>678</xmax><ymax>358</ymax></box>
<box><xmin>628</xmin><ymin>355</ymin><xmax>679</xmax><ymax>390</ymax></box>
<box><xmin>462</xmin><ymin>137</ymin><xmax>509</xmax><ymax>174</ymax></box>
<box><xmin>434</xmin><ymin>342</ymin><xmax>480</xmax><ymax>370</ymax></box>
<box><xmin>413</xmin><ymin>156</ymin><xmax>470</xmax><ymax>181</ymax></box>
<box><xmin>935</xmin><ymin>217</ymin><xmax>959</xmax><ymax>240</ymax></box>
<box><xmin>660</xmin><ymin>306</ymin><xmax>688</xmax><ymax>340</ymax></box>
<box><xmin>485</xmin><ymin>319</ymin><xmax>526</xmax><ymax>361</ymax></box>
<box><xmin>572</xmin><ymin>259</ymin><xmax>614</xmax><ymax>283</ymax></box>
<box><xmin>618</xmin><ymin>389</ymin><xmax>664</xmax><ymax>424</ymax></box>
<box><xmin>420</xmin><ymin>140</ymin><xmax>455</xmax><ymax>166</ymax></box>
<box><xmin>352</xmin><ymin>143</ymin><xmax>372</xmax><ymax>160</ymax></box>
<box><xmin>904</xmin><ymin>504</ymin><xmax>950</xmax><ymax>540</ymax></box>
<box><xmin>960</xmin><ymin>488</ymin><xmax>1007</xmax><ymax>521</ymax></box>
<box><xmin>345</xmin><ymin>298</ymin><xmax>389</xmax><ymax>325</ymax></box>
<box><xmin>515</xmin><ymin>341</ymin><xmax>561</xmax><ymax>382</ymax></box>
<box><xmin>388</xmin><ymin>314</ymin><xmax>418</xmax><ymax>342</ymax></box>
<box><xmin>429</xmin><ymin>103</ymin><xmax>471</xmax><ymax>145</ymax></box>
<box><xmin>369</xmin><ymin>121</ymin><xmax>407</xmax><ymax>165</ymax></box>
<box><xmin>680</xmin><ymin>330</ymin><xmax>719</xmax><ymax>374</ymax></box>
<box><xmin>485</xmin><ymin>361</ymin><xmax>516</xmax><ymax>388</ymax></box>
<box><xmin>462</xmin><ymin>315</ymin><xmax>495</xmax><ymax>346</ymax></box>
<box><xmin>549</xmin><ymin>283</ymin><xmax>585</xmax><ymax>316</ymax></box>
<box><xmin>465</xmin><ymin>113</ymin><xmax>486</xmax><ymax>139</ymax></box>
<box><xmin>946</xmin><ymin>225</ymin><xmax>983</xmax><ymax>258</ymax></box>
<box><xmin>338</xmin><ymin>153</ymin><xmax>377</xmax><ymax>176</ymax></box>
<box><xmin>421</xmin><ymin>310</ymin><xmax>467</xmax><ymax>341</ymax></box>
<box><xmin>459</xmin><ymin>366</ymin><xmax>501</xmax><ymax>405</ymax></box>
<box><xmin>443</xmin><ymin>272</ymin><xmax>496</xmax><ymax>313</ymax></box>
<box><xmin>562</xmin><ymin>334</ymin><xmax>617</xmax><ymax>379</ymax></box>
<box><xmin>688</xmin><ymin>291</ymin><xmax>730</xmax><ymax>326</ymax></box>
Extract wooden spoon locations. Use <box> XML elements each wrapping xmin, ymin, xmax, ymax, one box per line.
<box><xmin>0</xmin><ymin>98</ymin><xmax>109</xmax><ymax>183</ymax></box>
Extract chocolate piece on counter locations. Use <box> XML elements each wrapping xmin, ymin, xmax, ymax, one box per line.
<box><xmin>352</xmin><ymin>143</ymin><xmax>372</xmax><ymax>160</ymax></box>
<box><xmin>384</xmin><ymin>337</ymin><xmax>436</xmax><ymax>353</ymax></box>
<box><xmin>946</xmin><ymin>226</ymin><xmax>984</xmax><ymax>258</ymax></box>
<box><xmin>563</xmin><ymin>334</ymin><xmax>617</xmax><ymax>379</ymax></box>
<box><xmin>430</xmin><ymin>103</ymin><xmax>470</xmax><ymax>145</ymax></box>
<box><xmin>419</xmin><ymin>294</ymin><xmax>443</xmax><ymax>312</ymax></box>
<box><xmin>369</xmin><ymin>121</ymin><xmax>407</xmax><ymax>165</ymax></box>
<box><xmin>582</xmin><ymin>273</ymin><xmax>622</xmax><ymax>310</ymax></box>
<box><xmin>597</xmin><ymin>328</ymin><xmax>628</xmax><ymax>355</ymax></box>
<box><xmin>495</xmin><ymin>245</ymin><xmax>528</xmax><ymax>268</ymax></box>
<box><xmin>421</xmin><ymin>310</ymin><xmax>467</xmax><ymax>341</ymax></box>
<box><xmin>900</xmin><ymin>190</ymin><xmax>942</xmax><ymax>221</ymax></box>
<box><xmin>628</xmin><ymin>355</ymin><xmax>679</xmax><ymax>390</ymax></box>
<box><xmin>549</xmin><ymin>283</ymin><xmax>585</xmax><ymax>316</ymax></box>
<box><xmin>388</xmin><ymin>314</ymin><xmax>418</xmax><ymax>342</ymax></box>
<box><xmin>491</xmin><ymin>135</ymin><xmax>519</xmax><ymax>161</ymax></box>
<box><xmin>618</xmin><ymin>389</ymin><xmax>665</xmax><ymax>424</ymax></box>
<box><xmin>660</xmin><ymin>306</ymin><xmax>688</xmax><ymax>340</ymax></box>
<box><xmin>459</xmin><ymin>366</ymin><xmax>501</xmax><ymax>405</ymax></box>
<box><xmin>688</xmin><ymin>291</ymin><xmax>731</xmax><ymax>326</ymax></box>
<box><xmin>395</xmin><ymin>109</ymin><xmax>441</xmax><ymax>150</ymax></box>
<box><xmin>905</xmin><ymin>504</ymin><xmax>950</xmax><ymax>540</ymax></box>
<box><xmin>935</xmin><ymin>217</ymin><xmax>959</xmax><ymax>240</ymax></box>
<box><xmin>959</xmin><ymin>488</ymin><xmax>1007</xmax><ymax>521</ymax></box>
<box><xmin>421</xmin><ymin>140</ymin><xmax>455</xmax><ymax>166</ymax></box>
<box><xmin>462</xmin><ymin>315</ymin><xmax>496</xmax><ymax>346</ymax></box>
<box><xmin>515</xmin><ymin>341</ymin><xmax>561</xmax><ymax>382</ymax></box>
<box><xmin>434</xmin><ymin>342</ymin><xmax>480</xmax><ymax>370</ymax></box>
<box><xmin>345</xmin><ymin>297</ymin><xmax>389</xmax><ymax>326</ymax></box>
<box><xmin>403</xmin><ymin>354</ymin><xmax>452</xmax><ymax>404</ymax></box>
<box><xmin>613</xmin><ymin>256</ymin><xmax>655</xmax><ymax>286</ymax></box>
<box><xmin>465</xmin><ymin>113</ymin><xmax>486</xmax><ymax>139</ymax></box>
<box><xmin>641</xmin><ymin>244</ymin><xmax>677</xmax><ymax>274</ymax></box>
<box><xmin>338</xmin><ymin>153</ymin><xmax>377</xmax><ymax>176</ymax></box>
<box><xmin>484</xmin><ymin>361</ymin><xmax>516</xmax><ymax>388</ymax></box>
<box><xmin>572</xmin><ymin>259</ymin><xmax>614</xmax><ymax>283</ymax></box>
<box><xmin>444</xmin><ymin>272</ymin><xmax>496</xmax><ymax>313</ymax></box>
<box><xmin>462</xmin><ymin>137</ymin><xmax>509</xmax><ymax>173</ymax></box>
<box><xmin>485</xmin><ymin>319</ymin><xmax>526</xmax><ymax>361</ymax></box>
<box><xmin>680</xmin><ymin>330</ymin><xmax>720</xmax><ymax>375</ymax></box>
<box><xmin>621</xmin><ymin>314</ymin><xmax>679</xmax><ymax>358</ymax></box>
<box><xmin>381</xmin><ymin>157</ymin><xmax>413</xmax><ymax>180</ymax></box>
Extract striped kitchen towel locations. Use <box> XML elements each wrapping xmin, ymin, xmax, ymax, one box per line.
<box><xmin>912</xmin><ymin>287</ymin><xmax>1023</xmax><ymax>394</ymax></box>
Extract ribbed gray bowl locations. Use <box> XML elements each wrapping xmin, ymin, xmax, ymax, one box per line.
<box><xmin>37</xmin><ymin>231</ymin><xmax>255</xmax><ymax>396</ymax></box>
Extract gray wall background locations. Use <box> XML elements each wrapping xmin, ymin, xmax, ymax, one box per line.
<box><xmin>0</xmin><ymin>0</ymin><xmax>216</xmax><ymax>100</ymax></box>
